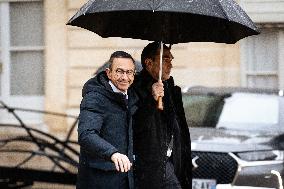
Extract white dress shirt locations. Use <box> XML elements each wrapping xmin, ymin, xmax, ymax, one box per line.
<box><xmin>108</xmin><ymin>81</ymin><xmax>128</xmax><ymax>99</ymax></box>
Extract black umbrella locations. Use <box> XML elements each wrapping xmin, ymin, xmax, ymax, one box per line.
<box><xmin>67</xmin><ymin>0</ymin><xmax>260</xmax><ymax>44</ymax></box>
<box><xmin>67</xmin><ymin>0</ymin><xmax>260</xmax><ymax>109</ymax></box>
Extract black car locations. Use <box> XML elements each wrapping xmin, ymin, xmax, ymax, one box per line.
<box><xmin>1</xmin><ymin>86</ymin><xmax>284</xmax><ymax>189</ymax></box>
<box><xmin>182</xmin><ymin>86</ymin><xmax>284</xmax><ymax>189</ymax></box>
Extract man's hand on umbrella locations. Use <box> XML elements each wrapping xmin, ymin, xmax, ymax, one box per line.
<box><xmin>111</xmin><ymin>152</ymin><xmax>132</xmax><ymax>172</ymax></box>
<box><xmin>152</xmin><ymin>82</ymin><xmax>164</xmax><ymax>101</ymax></box>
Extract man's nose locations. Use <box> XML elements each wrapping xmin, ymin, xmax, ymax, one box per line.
<box><xmin>121</xmin><ymin>72</ymin><xmax>128</xmax><ymax>79</ymax></box>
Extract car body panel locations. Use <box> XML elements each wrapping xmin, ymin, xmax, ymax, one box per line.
<box><xmin>183</xmin><ymin>87</ymin><xmax>284</xmax><ymax>189</ymax></box>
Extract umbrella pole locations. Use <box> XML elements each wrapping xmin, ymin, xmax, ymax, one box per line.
<box><xmin>157</xmin><ymin>41</ymin><xmax>164</xmax><ymax>110</ymax></box>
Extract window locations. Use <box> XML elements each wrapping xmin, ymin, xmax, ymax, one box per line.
<box><xmin>0</xmin><ymin>1</ymin><xmax>44</xmax><ymax>123</ymax></box>
<box><xmin>9</xmin><ymin>1</ymin><xmax>44</xmax><ymax>96</ymax></box>
<box><xmin>217</xmin><ymin>93</ymin><xmax>280</xmax><ymax>130</ymax></box>
<box><xmin>0</xmin><ymin>52</ymin><xmax>2</xmax><ymax>95</ymax></box>
<box><xmin>241</xmin><ymin>27</ymin><xmax>283</xmax><ymax>89</ymax></box>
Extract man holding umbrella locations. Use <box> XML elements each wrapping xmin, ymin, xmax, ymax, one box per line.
<box><xmin>68</xmin><ymin>1</ymin><xmax>260</xmax><ymax>188</ymax></box>
<box><xmin>132</xmin><ymin>42</ymin><xmax>192</xmax><ymax>189</ymax></box>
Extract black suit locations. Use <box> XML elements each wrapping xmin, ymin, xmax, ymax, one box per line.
<box><xmin>133</xmin><ymin>70</ymin><xmax>192</xmax><ymax>189</ymax></box>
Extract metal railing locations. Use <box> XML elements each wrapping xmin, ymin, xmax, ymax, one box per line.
<box><xmin>0</xmin><ymin>101</ymin><xmax>79</xmax><ymax>188</ymax></box>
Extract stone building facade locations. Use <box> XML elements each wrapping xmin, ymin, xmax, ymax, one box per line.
<box><xmin>0</xmin><ymin>0</ymin><xmax>283</xmax><ymax>133</ymax></box>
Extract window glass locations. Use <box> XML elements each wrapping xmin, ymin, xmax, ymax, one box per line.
<box><xmin>0</xmin><ymin>6</ymin><xmax>1</xmax><ymax>95</ymax></box>
<box><xmin>183</xmin><ymin>94</ymin><xmax>225</xmax><ymax>127</ymax></box>
<box><xmin>10</xmin><ymin>2</ymin><xmax>43</xmax><ymax>46</ymax></box>
<box><xmin>247</xmin><ymin>29</ymin><xmax>278</xmax><ymax>72</ymax></box>
<box><xmin>217</xmin><ymin>93</ymin><xmax>279</xmax><ymax>130</ymax></box>
<box><xmin>247</xmin><ymin>75</ymin><xmax>278</xmax><ymax>89</ymax></box>
<box><xmin>10</xmin><ymin>51</ymin><xmax>44</xmax><ymax>95</ymax></box>
<box><xmin>0</xmin><ymin>51</ymin><xmax>2</xmax><ymax>96</ymax></box>
<box><xmin>0</xmin><ymin>13</ymin><xmax>1</xmax><ymax>46</ymax></box>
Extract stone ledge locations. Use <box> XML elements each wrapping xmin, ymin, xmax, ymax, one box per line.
<box><xmin>240</xmin><ymin>0</ymin><xmax>284</xmax><ymax>23</ymax></box>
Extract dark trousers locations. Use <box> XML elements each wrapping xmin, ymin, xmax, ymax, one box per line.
<box><xmin>76</xmin><ymin>164</ymin><xmax>129</xmax><ymax>189</ymax></box>
<box><xmin>162</xmin><ymin>161</ymin><xmax>182</xmax><ymax>189</ymax></box>
<box><xmin>134</xmin><ymin>160</ymin><xmax>181</xmax><ymax>189</ymax></box>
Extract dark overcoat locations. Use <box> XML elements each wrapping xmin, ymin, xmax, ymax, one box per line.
<box><xmin>132</xmin><ymin>70</ymin><xmax>192</xmax><ymax>189</ymax></box>
<box><xmin>76</xmin><ymin>71</ymin><xmax>138</xmax><ymax>189</ymax></box>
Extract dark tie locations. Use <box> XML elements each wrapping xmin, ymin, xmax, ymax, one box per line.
<box><xmin>124</xmin><ymin>94</ymin><xmax>128</xmax><ymax>107</ymax></box>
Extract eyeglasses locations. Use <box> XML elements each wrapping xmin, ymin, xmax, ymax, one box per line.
<box><xmin>115</xmin><ymin>68</ymin><xmax>136</xmax><ymax>77</ymax></box>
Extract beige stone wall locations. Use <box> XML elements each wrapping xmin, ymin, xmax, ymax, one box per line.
<box><xmin>44</xmin><ymin>0</ymin><xmax>241</xmax><ymax>131</ymax></box>
<box><xmin>171</xmin><ymin>42</ymin><xmax>240</xmax><ymax>88</ymax></box>
<box><xmin>44</xmin><ymin>0</ymin><xmax>69</xmax><ymax>132</ymax></box>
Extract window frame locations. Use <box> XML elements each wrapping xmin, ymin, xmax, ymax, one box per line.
<box><xmin>241</xmin><ymin>24</ymin><xmax>284</xmax><ymax>89</ymax></box>
<box><xmin>0</xmin><ymin>0</ymin><xmax>44</xmax><ymax>124</ymax></box>
<box><xmin>8</xmin><ymin>0</ymin><xmax>44</xmax><ymax>96</ymax></box>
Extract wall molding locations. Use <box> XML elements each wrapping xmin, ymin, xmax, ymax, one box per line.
<box><xmin>240</xmin><ymin>0</ymin><xmax>284</xmax><ymax>23</ymax></box>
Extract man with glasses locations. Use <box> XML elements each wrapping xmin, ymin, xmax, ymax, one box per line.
<box><xmin>77</xmin><ymin>51</ymin><xmax>138</xmax><ymax>189</ymax></box>
<box><xmin>133</xmin><ymin>42</ymin><xmax>192</xmax><ymax>189</ymax></box>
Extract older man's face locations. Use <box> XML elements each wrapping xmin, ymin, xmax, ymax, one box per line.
<box><xmin>146</xmin><ymin>48</ymin><xmax>174</xmax><ymax>81</ymax></box>
<box><xmin>106</xmin><ymin>58</ymin><xmax>135</xmax><ymax>92</ymax></box>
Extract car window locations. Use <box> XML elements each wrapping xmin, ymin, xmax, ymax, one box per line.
<box><xmin>182</xmin><ymin>94</ymin><xmax>225</xmax><ymax>128</ymax></box>
<box><xmin>217</xmin><ymin>93</ymin><xmax>280</xmax><ymax>131</ymax></box>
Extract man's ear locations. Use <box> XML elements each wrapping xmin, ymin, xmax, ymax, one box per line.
<box><xmin>105</xmin><ymin>68</ymin><xmax>112</xmax><ymax>79</ymax></box>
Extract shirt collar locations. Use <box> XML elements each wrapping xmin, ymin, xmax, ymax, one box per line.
<box><xmin>108</xmin><ymin>80</ymin><xmax>128</xmax><ymax>98</ymax></box>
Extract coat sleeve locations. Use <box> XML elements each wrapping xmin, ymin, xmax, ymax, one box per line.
<box><xmin>78</xmin><ymin>92</ymin><xmax>118</xmax><ymax>160</ymax></box>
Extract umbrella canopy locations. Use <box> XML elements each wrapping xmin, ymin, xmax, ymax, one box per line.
<box><xmin>67</xmin><ymin>0</ymin><xmax>260</xmax><ymax>44</ymax></box>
